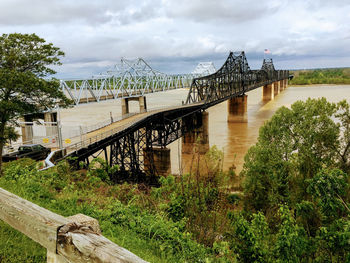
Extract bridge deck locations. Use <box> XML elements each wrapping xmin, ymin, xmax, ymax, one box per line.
<box><xmin>62</xmin><ymin>101</ymin><xmax>205</xmax><ymax>157</ymax></box>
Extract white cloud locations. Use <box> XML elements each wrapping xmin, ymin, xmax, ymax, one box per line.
<box><xmin>163</xmin><ymin>0</ymin><xmax>282</xmax><ymax>23</ymax></box>
<box><xmin>0</xmin><ymin>0</ymin><xmax>349</xmax><ymax>77</ymax></box>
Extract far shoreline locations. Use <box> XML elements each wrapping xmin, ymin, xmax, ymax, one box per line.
<box><xmin>289</xmin><ymin>83</ymin><xmax>350</xmax><ymax>87</ymax></box>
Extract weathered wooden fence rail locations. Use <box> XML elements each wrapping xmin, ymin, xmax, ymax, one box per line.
<box><xmin>0</xmin><ymin>187</ymin><xmax>148</xmax><ymax>263</ymax></box>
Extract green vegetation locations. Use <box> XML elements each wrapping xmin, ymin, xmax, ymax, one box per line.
<box><xmin>289</xmin><ymin>68</ymin><xmax>350</xmax><ymax>85</ymax></box>
<box><xmin>240</xmin><ymin>98</ymin><xmax>350</xmax><ymax>262</ymax></box>
<box><xmin>0</xmin><ymin>154</ymin><xmax>232</xmax><ymax>262</ymax></box>
<box><xmin>0</xmin><ymin>98</ymin><xmax>349</xmax><ymax>262</ymax></box>
<box><xmin>0</xmin><ymin>33</ymin><xmax>71</xmax><ymax>174</ymax></box>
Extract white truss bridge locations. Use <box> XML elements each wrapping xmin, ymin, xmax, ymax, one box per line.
<box><xmin>60</xmin><ymin>58</ymin><xmax>212</xmax><ymax>105</ymax></box>
<box><xmin>191</xmin><ymin>62</ymin><xmax>216</xmax><ymax>75</ymax></box>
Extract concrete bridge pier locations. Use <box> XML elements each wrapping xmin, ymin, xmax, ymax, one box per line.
<box><xmin>279</xmin><ymin>80</ymin><xmax>285</xmax><ymax>91</ymax></box>
<box><xmin>263</xmin><ymin>84</ymin><xmax>273</xmax><ymax>101</ymax></box>
<box><xmin>284</xmin><ymin>79</ymin><xmax>288</xmax><ymax>88</ymax></box>
<box><xmin>181</xmin><ymin>111</ymin><xmax>209</xmax><ymax>174</ymax></box>
<box><xmin>227</xmin><ymin>95</ymin><xmax>247</xmax><ymax>123</ymax></box>
<box><xmin>20</xmin><ymin>116</ymin><xmax>34</xmax><ymax>144</ymax></box>
<box><xmin>182</xmin><ymin>111</ymin><xmax>209</xmax><ymax>154</ymax></box>
<box><xmin>44</xmin><ymin>112</ymin><xmax>57</xmax><ymax>123</ymax></box>
<box><xmin>121</xmin><ymin>96</ymin><xmax>147</xmax><ymax>116</ymax></box>
<box><xmin>44</xmin><ymin>112</ymin><xmax>57</xmax><ymax>137</ymax></box>
<box><xmin>21</xmin><ymin>124</ymin><xmax>33</xmax><ymax>144</ymax></box>
<box><xmin>273</xmin><ymin>81</ymin><xmax>280</xmax><ymax>97</ymax></box>
<box><xmin>144</xmin><ymin>147</ymin><xmax>171</xmax><ymax>176</ymax></box>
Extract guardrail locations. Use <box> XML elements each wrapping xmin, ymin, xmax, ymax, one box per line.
<box><xmin>79</xmin><ymin>112</ymin><xmax>139</xmax><ymax>135</ymax></box>
<box><xmin>38</xmin><ymin>106</ymin><xmax>177</xmax><ymax>170</ymax></box>
<box><xmin>41</xmin><ymin>149</ymin><xmax>67</xmax><ymax>171</ymax></box>
<box><xmin>0</xmin><ymin>187</ymin><xmax>147</xmax><ymax>263</ymax></box>
<box><xmin>63</xmin><ymin>103</ymin><xmax>202</xmax><ymax>156</ymax></box>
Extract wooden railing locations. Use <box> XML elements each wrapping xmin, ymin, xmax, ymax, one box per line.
<box><xmin>0</xmin><ymin>187</ymin><xmax>148</xmax><ymax>263</ymax></box>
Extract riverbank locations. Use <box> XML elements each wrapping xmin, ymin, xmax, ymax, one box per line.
<box><xmin>289</xmin><ymin>67</ymin><xmax>350</xmax><ymax>85</ymax></box>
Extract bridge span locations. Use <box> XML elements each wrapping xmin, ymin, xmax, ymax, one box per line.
<box><xmin>59</xmin><ymin>58</ymin><xmax>211</xmax><ymax>106</ymax></box>
<box><xmin>51</xmin><ymin>51</ymin><xmax>289</xmax><ymax>181</ymax></box>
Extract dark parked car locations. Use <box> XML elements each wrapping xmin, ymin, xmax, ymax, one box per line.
<box><xmin>2</xmin><ymin>144</ymin><xmax>51</xmax><ymax>162</ymax></box>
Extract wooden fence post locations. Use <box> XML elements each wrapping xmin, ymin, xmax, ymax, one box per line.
<box><xmin>0</xmin><ymin>187</ymin><xmax>148</xmax><ymax>263</ymax></box>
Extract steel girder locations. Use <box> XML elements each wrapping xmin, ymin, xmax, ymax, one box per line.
<box><xmin>70</xmin><ymin>106</ymin><xmax>204</xmax><ymax>178</ymax></box>
<box><xmin>107</xmin><ymin>110</ymin><xmax>202</xmax><ymax>175</ymax></box>
<box><xmin>60</xmin><ymin>58</ymin><xmax>202</xmax><ymax>105</ymax></box>
<box><xmin>185</xmin><ymin>51</ymin><xmax>289</xmax><ymax>104</ymax></box>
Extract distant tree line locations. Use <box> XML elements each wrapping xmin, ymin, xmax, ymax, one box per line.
<box><xmin>290</xmin><ymin>68</ymin><xmax>350</xmax><ymax>85</ymax></box>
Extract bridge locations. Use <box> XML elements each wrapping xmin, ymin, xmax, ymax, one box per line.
<box><xmin>59</xmin><ymin>58</ymin><xmax>208</xmax><ymax>106</ymax></box>
<box><xmin>49</xmin><ymin>51</ymin><xmax>289</xmax><ymax>181</ymax></box>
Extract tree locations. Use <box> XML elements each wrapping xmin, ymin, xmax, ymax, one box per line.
<box><xmin>234</xmin><ymin>98</ymin><xmax>350</xmax><ymax>262</ymax></box>
<box><xmin>307</xmin><ymin>168</ymin><xmax>350</xmax><ymax>219</ymax></box>
<box><xmin>0</xmin><ymin>33</ymin><xmax>71</xmax><ymax>173</ymax></box>
<box><xmin>316</xmin><ymin>218</ymin><xmax>350</xmax><ymax>262</ymax></box>
<box><xmin>229</xmin><ymin>212</ymin><xmax>272</xmax><ymax>262</ymax></box>
<box><xmin>242</xmin><ymin>98</ymin><xmax>350</xmax><ymax>216</ymax></box>
<box><xmin>273</xmin><ymin>205</ymin><xmax>308</xmax><ymax>262</ymax></box>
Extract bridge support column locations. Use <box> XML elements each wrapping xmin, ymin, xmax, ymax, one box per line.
<box><xmin>279</xmin><ymin>80</ymin><xmax>284</xmax><ymax>91</ymax></box>
<box><xmin>21</xmin><ymin>125</ymin><xmax>33</xmax><ymax>144</ymax></box>
<box><xmin>44</xmin><ymin>112</ymin><xmax>57</xmax><ymax>123</ymax></box>
<box><xmin>144</xmin><ymin>147</ymin><xmax>171</xmax><ymax>176</ymax></box>
<box><xmin>138</xmin><ymin>96</ymin><xmax>147</xmax><ymax>112</ymax></box>
<box><xmin>121</xmin><ymin>98</ymin><xmax>130</xmax><ymax>116</ymax></box>
<box><xmin>227</xmin><ymin>95</ymin><xmax>247</xmax><ymax>123</ymax></box>
<box><xmin>263</xmin><ymin>84</ymin><xmax>273</xmax><ymax>101</ymax></box>
<box><xmin>273</xmin><ymin>82</ymin><xmax>279</xmax><ymax>97</ymax></box>
<box><xmin>181</xmin><ymin>111</ymin><xmax>209</xmax><ymax>174</ymax></box>
<box><xmin>44</xmin><ymin>112</ymin><xmax>57</xmax><ymax>137</ymax></box>
<box><xmin>20</xmin><ymin>116</ymin><xmax>33</xmax><ymax>144</ymax></box>
<box><xmin>182</xmin><ymin>111</ymin><xmax>209</xmax><ymax>154</ymax></box>
<box><xmin>121</xmin><ymin>96</ymin><xmax>147</xmax><ymax>117</ymax></box>
<box><xmin>284</xmin><ymin>79</ymin><xmax>288</xmax><ymax>88</ymax></box>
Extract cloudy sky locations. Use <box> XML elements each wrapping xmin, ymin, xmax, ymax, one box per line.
<box><xmin>1</xmin><ymin>0</ymin><xmax>350</xmax><ymax>78</ymax></box>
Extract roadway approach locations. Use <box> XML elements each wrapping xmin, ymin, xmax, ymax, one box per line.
<box><xmin>44</xmin><ymin>51</ymin><xmax>290</xmax><ymax>181</ymax></box>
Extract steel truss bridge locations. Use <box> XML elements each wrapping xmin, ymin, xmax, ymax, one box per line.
<box><xmin>63</xmin><ymin>51</ymin><xmax>289</xmax><ymax>181</ymax></box>
<box><xmin>186</xmin><ymin>51</ymin><xmax>288</xmax><ymax>105</ymax></box>
<box><xmin>60</xmin><ymin>58</ymin><xmax>208</xmax><ymax>105</ymax></box>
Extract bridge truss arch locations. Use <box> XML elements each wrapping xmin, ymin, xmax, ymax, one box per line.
<box><xmin>60</xmin><ymin>58</ymin><xmax>195</xmax><ymax>105</ymax></box>
<box><xmin>186</xmin><ymin>51</ymin><xmax>289</xmax><ymax>105</ymax></box>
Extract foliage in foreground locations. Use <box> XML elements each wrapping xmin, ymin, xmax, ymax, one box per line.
<box><xmin>0</xmin><ymin>158</ymin><xmax>225</xmax><ymax>262</ymax></box>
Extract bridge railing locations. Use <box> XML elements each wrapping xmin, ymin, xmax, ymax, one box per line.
<box><xmin>0</xmin><ymin>187</ymin><xmax>147</xmax><ymax>263</ymax></box>
<box><xmin>63</xmin><ymin>106</ymin><xmax>179</xmax><ymax>155</ymax></box>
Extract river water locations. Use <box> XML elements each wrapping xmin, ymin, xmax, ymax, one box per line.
<box><xmin>60</xmin><ymin>85</ymin><xmax>350</xmax><ymax>175</ymax></box>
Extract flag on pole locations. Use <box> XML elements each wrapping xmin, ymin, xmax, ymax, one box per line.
<box><xmin>264</xmin><ymin>49</ymin><xmax>271</xmax><ymax>54</ymax></box>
